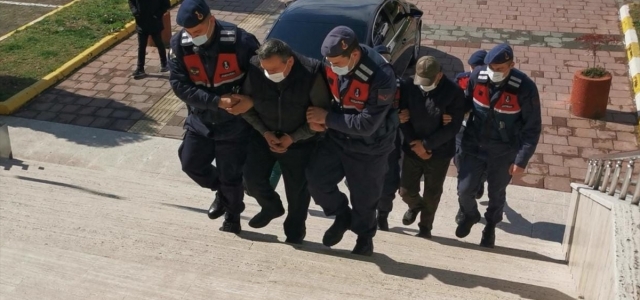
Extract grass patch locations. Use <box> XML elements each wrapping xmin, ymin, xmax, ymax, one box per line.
<box><xmin>631</xmin><ymin>3</ymin><xmax>640</xmax><ymax>34</ymax></box>
<box><xmin>0</xmin><ymin>0</ymin><xmax>133</xmax><ymax>102</ymax></box>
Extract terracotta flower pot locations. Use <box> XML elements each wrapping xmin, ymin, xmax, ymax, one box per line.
<box><xmin>569</xmin><ymin>69</ymin><xmax>612</xmax><ymax>119</ymax></box>
<box><xmin>147</xmin><ymin>12</ymin><xmax>172</xmax><ymax>49</ymax></box>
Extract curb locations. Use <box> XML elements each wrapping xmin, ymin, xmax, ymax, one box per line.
<box><xmin>0</xmin><ymin>0</ymin><xmax>181</xmax><ymax>115</ymax></box>
<box><xmin>620</xmin><ymin>5</ymin><xmax>640</xmax><ymax>119</ymax></box>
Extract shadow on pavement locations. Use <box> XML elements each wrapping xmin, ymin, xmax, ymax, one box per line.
<box><xmin>0</xmin><ymin>158</ymin><xmax>30</xmax><ymax>171</ymax></box>
<box><xmin>236</xmin><ymin>230</ymin><xmax>574</xmax><ymax>300</ymax></box>
<box><xmin>603</xmin><ymin>109</ymin><xmax>638</xmax><ymax>125</ymax></box>
<box><xmin>6</xmin><ymin>87</ymin><xmax>152</xmax><ymax>148</ymax></box>
<box><xmin>14</xmin><ymin>175</ymin><xmax>124</xmax><ymax>200</ymax></box>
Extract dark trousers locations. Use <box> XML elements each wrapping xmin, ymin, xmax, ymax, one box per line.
<box><xmin>178</xmin><ymin>129</ymin><xmax>247</xmax><ymax>215</ymax></box>
<box><xmin>456</xmin><ymin>149</ymin><xmax>516</xmax><ymax>224</ymax></box>
<box><xmin>137</xmin><ymin>30</ymin><xmax>167</xmax><ymax>71</ymax></box>
<box><xmin>243</xmin><ymin>133</ymin><xmax>315</xmax><ymax>239</ymax></box>
<box><xmin>377</xmin><ymin>134</ymin><xmax>402</xmax><ymax>213</ymax></box>
<box><xmin>400</xmin><ymin>154</ymin><xmax>451</xmax><ymax>230</ymax></box>
<box><xmin>306</xmin><ymin>138</ymin><xmax>389</xmax><ymax>239</ymax></box>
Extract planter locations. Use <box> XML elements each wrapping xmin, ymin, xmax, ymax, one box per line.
<box><xmin>147</xmin><ymin>12</ymin><xmax>172</xmax><ymax>49</ymax></box>
<box><xmin>569</xmin><ymin>69</ymin><xmax>612</xmax><ymax>119</ymax></box>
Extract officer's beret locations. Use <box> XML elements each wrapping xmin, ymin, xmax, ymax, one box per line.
<box><xmin>321</xmin><ymin>26</ymin><xmax>359</xmax><ymax>57</ymax></box>
<box><xmin>373</xmin><ymin>45</ymin><xmax>390</xmax><ymax>55</ymax></box>
<box><xmin>468</xmin><ymin>50</ymin><xmax>487</xmax><ymax>66</ymax></box>
<box><xmin>176</xmin><ymin>0</ymin><xmax>211</xmax><ymax>28</ymax></box>
<box><xmin>484</xmin><ymin>43</ymin><xmax>514</xmax><ymax>65</ymax></box>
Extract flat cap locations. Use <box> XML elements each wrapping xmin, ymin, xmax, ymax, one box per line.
<box><xmin>467</xmin><ymin>50</ymin><xmax>487</xmax><ymax>66</ymax></box>
<box><xmin>176</xmin><ymin>0</ymin><xmax>210</xmax><ymax>28</ymax></box>
<box><xmin>321</xmin><ymin>26</ymin><xmax>358</xmax><ymax>57</ymax></box>
<box><xmin>414</xmin><ymin>56</ymin><xmax>441</xmax><ymax>86</ymax></box>
<box><xmin>484</xmin><ymin>43</ymin><xmax>513</xmax><ymax>65</ymax></box>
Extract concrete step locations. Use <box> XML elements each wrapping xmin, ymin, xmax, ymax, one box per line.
<box><xmin>0</xmin><ymin>158</ymin><xmax>577</xmax><ymax>300</ymax></box>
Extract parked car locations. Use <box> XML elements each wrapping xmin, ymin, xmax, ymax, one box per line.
<box><xmin>266</xmin><ymin>0</ymin><xmax>423</xmax><ymax>75</ymax></box>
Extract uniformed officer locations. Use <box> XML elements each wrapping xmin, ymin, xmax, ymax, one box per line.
<box><xmin>399</xmin><ymin>56</ymin><xmax>465</xmax><ymax>238</ymax></box>
<box><xmin>305</xmin><ymin>26</ymin><xmax>397</xmax><ymax>256</ymax></box>
<box><xmin>168</xmin><ymin>0</ymin><xmax>260</xmax><ymax>234</ymax></box>
<box><xmin>236</xmin><ymin>39</ymin><xmax>331</xmax><ymax>244</ymax></box>
<box><xmin>456</xmin><ymin>43</ymin><xmax>541</xmax><ymax>247</ymax></box>
<box><xmin>372</xmin><ymin>45</ymin><xmax>405</xmax><ymax>231</ymax></box>
<box><xmin>453</xmin><ymin>50</ymin><xmax>488</xmax><ymax>224</ymax></box>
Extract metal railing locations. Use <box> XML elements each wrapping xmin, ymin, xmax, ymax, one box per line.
<box><xmin>584</xmin><ymin>150</ymin><xmax>640</xmax><ymax>205</ymax></box>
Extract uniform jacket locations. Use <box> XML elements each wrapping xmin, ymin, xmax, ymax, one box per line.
<box><xmin>129</xmin><ymin>0</ymin><xmax>170</xmax><ymax>34</ymax></box>
<box><xmin>241</xmin><ymin>53</ymin><xmax>331</xmax><ymax>143</ymax></box>
<box><xmin>168</xmin><ymin>20</ymin><xmax>260</xmax><ymax>139</ymax></box>
<box><xmin>324</xmin><ymin>45</ymin><xmax>398</xmax><ymax>155</ymax></box>
<box><xmin>462</xmin><ymin>66</ymin><xmax>542</xmax><ymax>168</ymax></box>
<box><xmin>400</xmin><ymin>75</ymin><xmax>465</xmax><ymax>159</ymax></box>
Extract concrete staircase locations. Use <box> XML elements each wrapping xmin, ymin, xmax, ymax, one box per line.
<box><xmin>0</xmin><ymin>117</ymin><xmax>577</xmax><ymax>300</ymax></box>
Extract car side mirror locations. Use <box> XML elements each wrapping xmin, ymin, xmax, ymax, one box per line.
<box><xmin>409</xmin><ymin>7</ymin><xmax>423</xmax><ymax>18</ymax></box>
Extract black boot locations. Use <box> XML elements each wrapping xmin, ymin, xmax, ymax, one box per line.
<box><xmin>377</xmin><ymin>211</ymin><xmax>389</xmax><ymax>231</ymax></box>
<box><xmin>455</xmin><ymin>212</ymin><xmax>481</xmax><ymax>238</ymax></box>
<box><xmin>132</xmin><ymin>69</ymin><xmax>146</xmax><ymax>79</ymax></box>
<box><xmin>416</xmin><ymin>225</ymin><xmax>432</xmax><ymax>239</ymax></box>
<box><xmin>351</xmin><ymin>236</ymin><xmax>373</xmax><ymax>256</ymax></box>
<box><xmin>455</xmin><ymin>207</ymin><xmax>464</xmax><ymax>225</ymax></box>
<box><xmin>322</xmin><ymin>208</ymin><xmax>351</xmax><ymax>247</ymax></box>
<box><xmin>285</xmin><ymin>230</ymin><xmax>306</xmax><ymax>245</ymax></box>
<box><xmin>220</xmin><ymin>212</ymin><xmax>241</xmax><ymax>234</ymax></box>
<box><xmin>207</xmin><ymin>192</ymin><xmax>226</xmax><ymax>220</ymax></box>
<box><xmin>480</xmin><ymin>224</ymin><xmax>496</xmax><ymax>248</ymax></box>
<box><xmin>402</xmin><ymin>207</ymin><xmax>420</xmax><ymax>225</ymax></box>
<box><xmin>248</xmin><ymin>208</ymin><xmax>285</xmax><ymax>229</ymax></box>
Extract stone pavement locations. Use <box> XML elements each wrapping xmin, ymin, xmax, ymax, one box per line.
<box><xmin>11</xmin><ymin>0</ymin><xmax>640</xmax><ymax>192</ymax></box>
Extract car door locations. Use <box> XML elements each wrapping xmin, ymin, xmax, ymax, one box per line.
<box><xmin>373</xmin><ymin>0</ymin><xmax>412</xmax><ymax>74</ymax></box>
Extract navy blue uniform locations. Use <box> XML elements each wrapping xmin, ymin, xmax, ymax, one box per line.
<box><xmin>457</xmin><ymin>65</ymin><xmax>541</xmax><ymax>225</ymax></box>
<box><xmin>306</xmin><ymin>45</ymin><xmax>397</xmax><ymax>240</ymax></box>
<box><xmin>169</xmin><ymin>20</ymin><xmax>260</xmax><ymax>216</ymax></box>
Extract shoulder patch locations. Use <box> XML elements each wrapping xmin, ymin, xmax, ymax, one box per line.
<box><xmin>181</xmin><ymin>32</ymin><xmax>193</xmax><ymax>46</ymax></box>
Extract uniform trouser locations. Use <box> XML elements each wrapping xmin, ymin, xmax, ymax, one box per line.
<box><xmin>377</xmin><ymin>139</ymin><xmax>402</xmax><ymax>213</ymax></box>
<box><xmin>306</xmin><ymin>138</ymin><xmax>389</xmax><ymax>239</ymax></box>
<box><xmin>400</xmin><ymin>154</ymin><xmax>451</xmax><ymax>230</ymax></box>
<box><xmin>136</xmin><ymin>30</ymin><xmax>167</xmax><ymax>71</ymax></box>
<box><xmin>178</xmin><ymin>129</ymin><xmax>247</xmax><ymax>215</ymax></box>
<box><xmin>456</xmin><ymin>149</ymin><xmax>517</xmax><ymax>225</ymax></box>
<box><xmin>243</xmin><ymin>133</ymin><xmax>315</xmax><ymax>239</ymax></box>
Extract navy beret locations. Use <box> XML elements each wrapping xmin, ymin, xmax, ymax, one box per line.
<box><xmin>467</xmin><ymin>50</ymin><xmax>487</xmax><ymax>66</ymax></box>
<box><xmin>177</xmin><ymin>0</ymin><xmax>211</xmax><ymax>28</ymax></box>
<box><xmin>321</xmin><ymin>26</ymin><xmax>359</xmax><ymax>57</ymax></box>
<box><xmin>373</xmin><ymin>45</ymin><xmax>390</xmax><ymax>55</ymax></box>
<box><xmin>484</xmin><ymin>43</ymin><xmax>513</xmax><ymax>65</ymax></box>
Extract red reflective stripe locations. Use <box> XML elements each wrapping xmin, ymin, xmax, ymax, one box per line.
<box><xmin>457</xmin><ymin>76</ymin><xmax>469</xmax><ymax>90</ymax></box>
<box><xmin>473</xmin><ymin>82</ymin><xmax>521</xmax><ymax>113</ymax></box>
<box><xmin>213</xmin><ymin>53</ymin><xmax>241</xmax><ymax>86</ymax></box>
<box><xmin>183</xmin><ymin>54</ymin><xmax>210</xmax><ymax>86</ymax></box>
<box><xmin>324</xmin><ymin>66</ymin><xmax>371</xmax><ymax>112</ymax></box>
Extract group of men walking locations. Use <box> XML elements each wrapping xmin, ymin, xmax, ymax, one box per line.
<box><xmin>167</xmin><ymin>0</ymin><xmax>542</xmax><ymax>256</ymax></box>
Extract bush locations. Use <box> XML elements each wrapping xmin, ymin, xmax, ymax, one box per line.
<box><xmin>581</xmin><ymin>67</ymin><xmax>609</xmax><ymax>78</ymax></box>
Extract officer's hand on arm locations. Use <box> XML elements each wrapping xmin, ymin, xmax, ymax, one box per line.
<box><xmin>309</xmin><ymin>122</ymin><xmax>327</xmax><ymax>132</ymax></box>
<box><xmin>442</xmin><ymin>114</ymin><xmax>452</xmax><ymax>125</ymax></box>
<box><xmin>399</xmin><ymin>109</ymin><xmax>410</xmax><ymax>124</ymax></box>
<box><xmin>218</xmin><ymin>94</ymin><xmax>239</xmax><ymax>109</ymax></box>
<box><xmin>225</xmin><ymin>94</ymin><xmax>254</xmax><ymax>115</ymax></box>
<box><xmin>306</xmin><ymin>107</ymin><xmax>328</xmax><ymax>124</ymax></box>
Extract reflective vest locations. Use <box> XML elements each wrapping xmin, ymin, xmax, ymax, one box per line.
<box><xmin>325</xmin><ymin>56</ymin><xmax>378</xmax><ymax>112</ymax></box>
<box><xmin>181</xmin><ymin>24</ymin><xmax>244</xmax><ymax>89</ymax></box>
<box><xmin>471</xmin><ymin>68</ymin><xmax>523</xmax><ymax>142</ymax></box>
<box><xmin>457</xmin><ymin>75</ymin><xmax>470</xmax><ymax>90</ymax></box>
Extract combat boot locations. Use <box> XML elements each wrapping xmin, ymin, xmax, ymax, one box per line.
<box><xmin>322</xmin><ymin>208</ymin><xmax>351</xmax><ymax>247</ymax></box>
<box><xmin>220</xmin><ymin>212</ymin><xmax>241</xmax><ymax>234</ymax></box>
<box><xmin>455</xmin><ymin>212</ymin><xmax>481</xmax><ymax>238</ymax></box>
<box><xmin>377</xmin><ymin>211</ymin><xmax>389</xmax><ymax>231</ymax></box>
<box><xmin>207</xmin><ymin>192</ymin><xmax>226</xmax><ymax>220</ymax></box>
<box><xmin>351</xmin><ymin>236</ymin><xmax>373</xmax><ymax>256</ymax></box>
<box><xmin>480</xmin><ymin>224</ymin><xmax>496</xmax><ymax>248</ymax></box>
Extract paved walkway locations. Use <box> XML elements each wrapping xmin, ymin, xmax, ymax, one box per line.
<box><xmin>11</xmin><ymin>0</ymin><xmax>639</xmax><ymax>192</ymax></box>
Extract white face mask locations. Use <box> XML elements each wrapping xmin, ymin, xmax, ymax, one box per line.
<box><xmin>264</xmin><ymin>60</ymin><xmax>291</xmax><ymax>83</ymax></box>
<box><xmin>486</xmin><ymin>67</ymin><xmax>507</xmax><ymax>83</ymax></box>
<box><xmin>191</xmin><ymin>19</ymin><xmax>211</xmax><ymax>46</ymax></box>
<box><xmin>330</xmin><ymin>56</ymin><xmax>352</xmax><ymax>76</ymax></box>
<box><xmin>419</xmin><ymin>84</ymin><xmax>436</xmax><ymax>92</ymax></box>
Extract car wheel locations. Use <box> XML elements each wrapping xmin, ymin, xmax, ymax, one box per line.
<box><xmin>410</xmin><ymin>21</ymin><xmax>421</xmax><ymax>66</ymax></box>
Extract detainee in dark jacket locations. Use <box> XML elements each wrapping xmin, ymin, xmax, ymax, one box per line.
<box><xmin>128</xmin><ymin>0</ymin><xmax>171</xmax><ymax>79</ymax></box>
<box><xmin>230</xmin><ymin>39</ymin><xmax>331</xmax><ymax>244</ymax></box>
<box><xmin>398</xmin><ymin>56</ymin><xmax>465</xmax><ymax>239</ymax></box>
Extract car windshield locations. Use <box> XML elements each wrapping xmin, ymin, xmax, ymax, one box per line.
<box><xmin>267</xmin><ymin>20</ymin><xmax>368</xmax><ymax>60</ymax></box>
